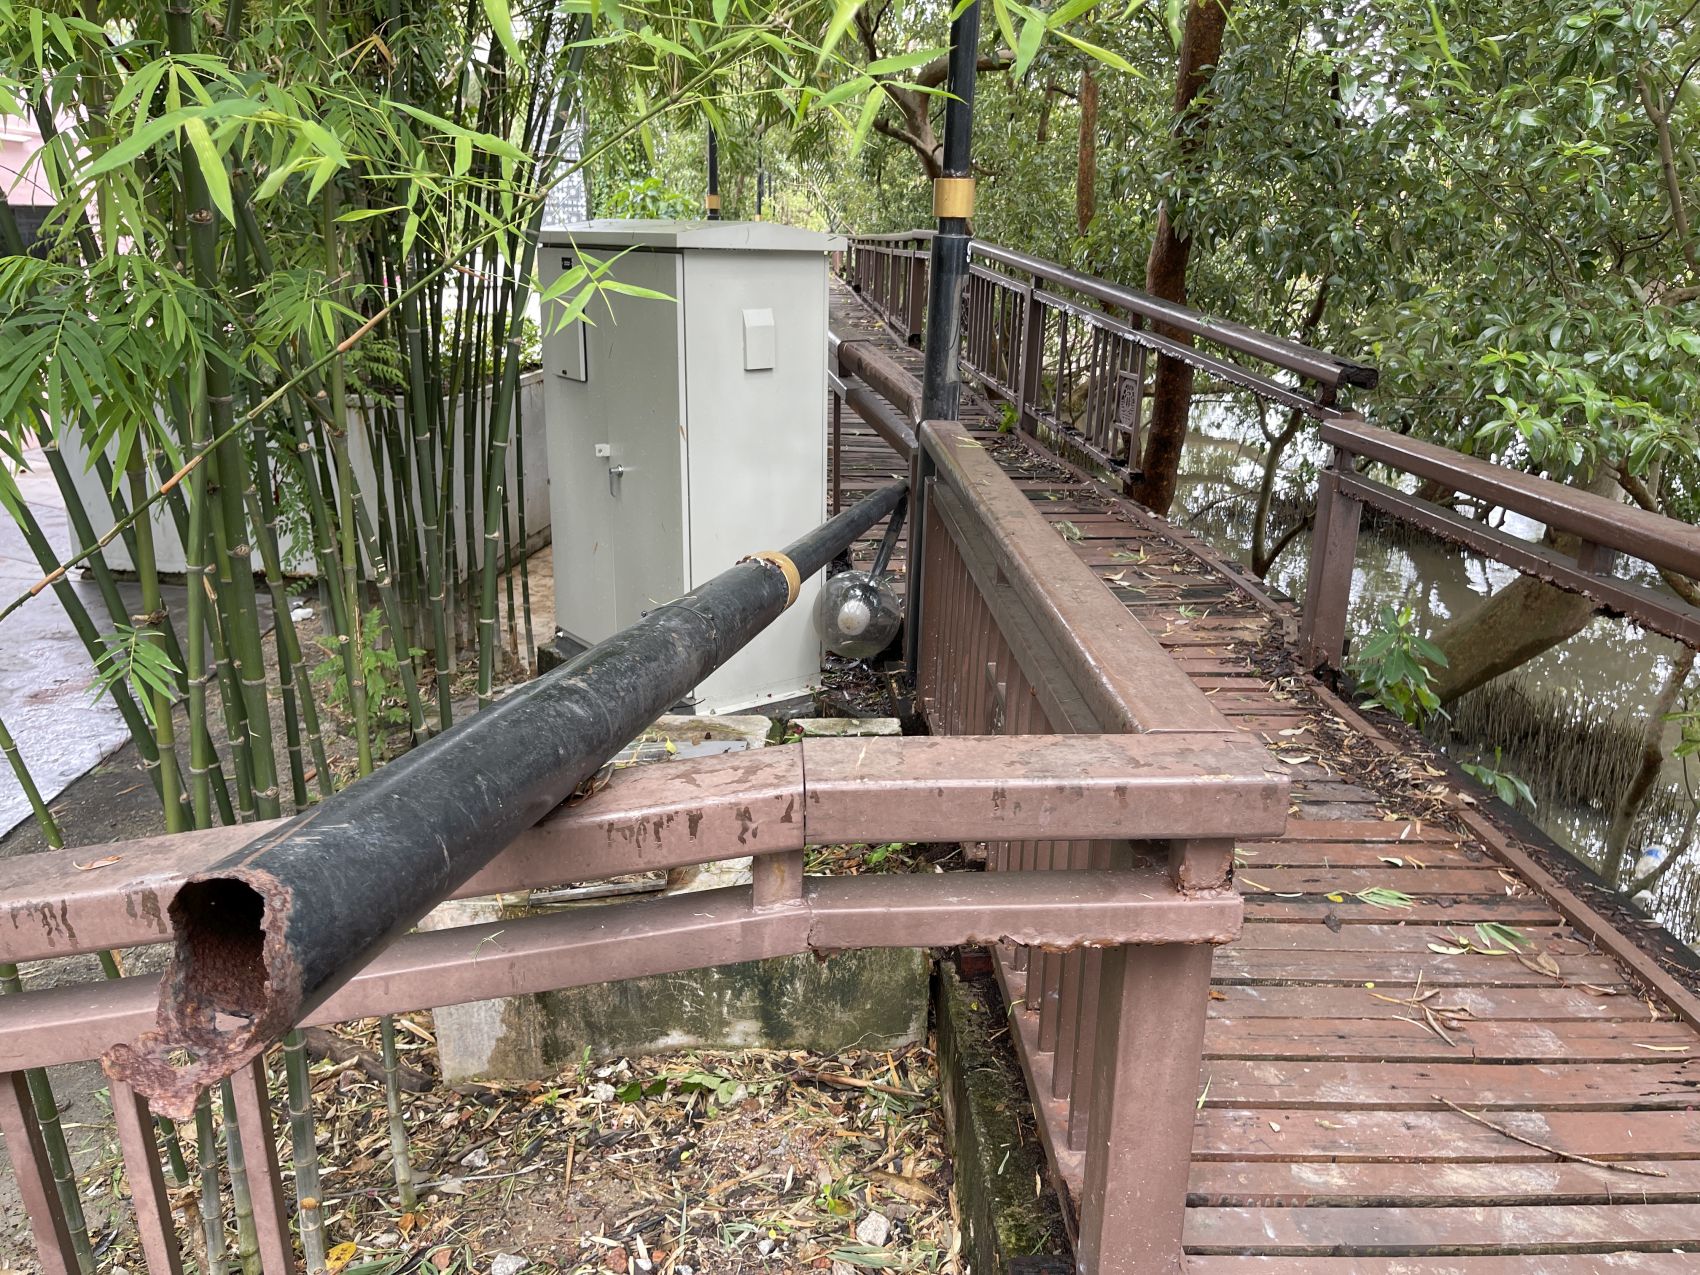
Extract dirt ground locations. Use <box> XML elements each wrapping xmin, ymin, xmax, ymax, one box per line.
<box><xmin>3</xmin><ymin>1020</ymin><xmax>962</xmax><ymax>1275</ymax></box>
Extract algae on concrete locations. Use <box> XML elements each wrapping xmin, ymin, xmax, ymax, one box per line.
<box><xmin>936</xmin><ymin>963</ymin><xmax>1070</xmax><ymax>1271</ymax></box>
<box><xmin>540</xmin><ymin>947</ymin><xmax>929</xmax><ymax>1064</ymax></box>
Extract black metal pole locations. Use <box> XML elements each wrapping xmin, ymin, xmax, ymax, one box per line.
<box><xmin>706</xmin><ymin>126</ymin><xmax>721</xmax><ymax>219</ymax></box>
<box><xmin>906</xmin><ymin>0</ymin><xmax>979</xmax><ymax>673</ymax></box>
<box><xmin>919</xmin><ymin>2</ymin><xmax>978</xmax><ymax>421</ymax></box>
<box><xmin>106</xmin><ymin>483</ymin><xmax>909</xmax><ymax>1118</ymax></box>
<box><xmin>756</xmin><ymin>167</ymin><xmax>765</xmax><ymax>221</ymax></box>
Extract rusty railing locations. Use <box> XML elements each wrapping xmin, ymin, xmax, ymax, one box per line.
<box><xmin>0</xmin><ymin>640</ymin><xmax>1282</xmax><ymax>1271</ymax></box>
<box><xmin>844</xmin><ymin>232</ymin><xmax>1377</xmax><ymax>484</ymax></box>
<box><xmin>1300</xmin><ymin>415</ymin><xmax>1700</xmax><ymax>672</ymax></box>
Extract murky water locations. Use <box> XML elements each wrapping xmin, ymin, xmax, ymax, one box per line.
<box><xmin>1172</xmin><ymin>398</ymin><xmax>1700</xmax><ymax>943</ymax></box>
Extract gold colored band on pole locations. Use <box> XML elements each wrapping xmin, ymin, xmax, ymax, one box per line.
<box><xmin>742</xmin><ymin>551</ymin><xmax>802</xmax><ymax>608</ymax></box>
<box><xmin>932</xmin><ymin>176</ymin><xmax>976</xmax><ymax>219</ymax></box>
<box><xmin>705</xmin><ymin>193</ymin><xmax>722</xmax><ymax>211</ymax></box>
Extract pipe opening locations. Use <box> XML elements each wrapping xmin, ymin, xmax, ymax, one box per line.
<box><xmin>169</xmin><ymin>877</ymin><xmax>269</xmax><ymax>1026</ymax></box>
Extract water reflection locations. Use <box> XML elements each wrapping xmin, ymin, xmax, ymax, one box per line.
<box><xmin>1172</xmin><ymin>397</ymin><xmax>1700</xmax><ymax>943</ymax></box>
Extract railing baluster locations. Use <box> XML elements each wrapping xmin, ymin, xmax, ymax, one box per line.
<box><xmin>1077</xmin><ymin>936</ymin><xmax>1216</xmax><ymax>1275</ymax></box>
<box><xmin>1068</xmin><ymin>838</ymin><xmax>1113</xmax><ymax>1152</ymax></box>
<box><xmin>0</xmin><ymin>1070</ymin><xmax>80</xmax><ymax>1275</ymax></box>
<box><xmin>1299</xmin><ymin>449</ymin><xmax>1364</xmax><ymax>675</ymax></box>
<box><xmin>907</xmin><ymin>248</ymin><xmax>927</xmax><ymax>342</ymax></box>
<box><xmin>110</xmin><ymin>1076</ymin><xmax>187</xmax><ymax>1275</ymax></box>
<box><xmin>227</xmin><ymin>1055</ymin><xmax>297</xmax><ymax>1274</ymax></box>
<box><xmin>752</xmin><ymin>849</ymin><xmax>806</xmax><ymax>909</ymax></box>
<box><xmin>1018</xmin><ymin>281</ymin><xmax>1044</xmax><ymax>434</ymax></box>
<box><xmin>1050</xmin><ymin>845</ymin><xmax>1091</xmax><ymax>1102</ymax></box>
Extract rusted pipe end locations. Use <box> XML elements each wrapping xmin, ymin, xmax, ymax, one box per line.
<box><xmin>101</xmin><ymin>871</ymin><xmax>299</xmax><ymax>1120</ymax></box>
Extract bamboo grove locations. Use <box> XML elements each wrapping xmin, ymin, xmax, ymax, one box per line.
<box><xmin>0</xmin><ymin>1</ymin><xmax>1088</xmax><ymax>1270</ymax></box>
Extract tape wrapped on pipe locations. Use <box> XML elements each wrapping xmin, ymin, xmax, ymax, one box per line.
<box><xmin>932</xmin><ymin>176</ymin><xmax>975</xmax><ymax>219</ymax></box>
<box><xmin>741</xmin><ymin>551</ymin><xmax>802</xmax><ymax>608</ymax></box>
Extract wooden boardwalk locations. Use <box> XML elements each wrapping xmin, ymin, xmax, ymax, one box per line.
<box><xmin>831</xmin><ymin>281</ymin><xmax>1700</xmax><ymax>1271</ymax></box>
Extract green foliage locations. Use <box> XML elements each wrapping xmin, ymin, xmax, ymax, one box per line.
<box><xmin>599</xmin><ymin>175</ymin><xmax>699</xmax><ymax>219</ymax></box>
<box><xmin>89</xmin><ymin>624</ymin><xmax>181</xmax><ymax>731</ymax></box>
<box><xmin>313</xmin><ymin>608</ymin><xmax>421</xmax><ymax>742</ymax></box>
<box><xmin>1461</xmin><ymin>747</ymin><xmax>1538</xmax><ymax>809</ymax></box>
<box><xmin>1348</xmin><ymin>604</ymin><xmax>1449</xmax><ymax>727</ymax></box>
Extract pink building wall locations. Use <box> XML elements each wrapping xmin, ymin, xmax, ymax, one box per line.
<box><xmin>2</xmin><ymin>111</ymin><xmax>55</xmax><ymax>206</ymax></box>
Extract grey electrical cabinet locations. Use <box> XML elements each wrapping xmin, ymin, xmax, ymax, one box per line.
<box><xmin>538</xmin><ymin>219</ymin><xmax>840</xmax><ymax>714</ymax></box>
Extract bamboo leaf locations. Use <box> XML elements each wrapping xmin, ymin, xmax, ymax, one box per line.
<box><xmin>819</xmin><ymin>0</ymin><xmax>865</xmax><ymax>66</ymax></box>
<box><xmin>482</xmin><ymin>0</ymin><xmax>527</xmax><ymax>68</ymax></box>
<box><xmin>1048</xmin><ymin>0</ymin><xmax>1103</xmax><ymax>28</ymax></box>
<box><xmin>850</xmin><ymin>84</ymin><xmax>885</xmax><ymax>155</ymax></box>
<box><xmin>183</xmin><ymin>117</ymin><xmax>234</xmax><ymax>223</ymax></box>
<box><xmin>991</xmin><ymin>0</ymin><xmax>1021</xmax><ymax>55</ymax></box>
<box><xmin>1014</xmin><ymin>17</ymin><xmax>1044</xmax><ymax>78</ymax></box>
<box><xmin>1054</xmin><ymin>29</ymin><xmax>1141</xmax><ymax>75</ymax></box>
<box><xmin>867</xmin><ymin>47</ymin><xmax>948</xmax><ymax>75</ymax></box>
<box><xmin>815</xmin><ymin>74</ymin><xmax>875</xmax><ymax>110</ymax></box>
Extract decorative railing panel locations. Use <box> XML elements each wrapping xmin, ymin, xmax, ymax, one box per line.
<box><xmin>911</xmin><ymin>418</ymin><xmax>1285</xmax><ymax>1270</ymax></box>
<box><xmin>845</xmin><ymin>232</ymin><xmax>1377</xmax><ymax>489</ymax></box>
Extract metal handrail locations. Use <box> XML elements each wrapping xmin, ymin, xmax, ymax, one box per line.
<box><xmin>843</xmin><ymin>231</ymin><xmax>1377</xmax><ymax>491</ymax></box>
<box><xmin>1320</xmin><ymin>416</ymin><xmax>1700</xmax><ymax>579</ymax></box>
<box><xmin>846</xmin><ymin>231</ymin><xmax>1377</xmax><ymax>392</ymax></box>
<box><xmin>1299</xmin><ymin>414</ymin><xmax>1700</xmax><ymax>671</ymax></box>
<box><xmin>971</xmin><ymin>240</ymin><xmax>1377</xmax><ymax>392</ymax></box>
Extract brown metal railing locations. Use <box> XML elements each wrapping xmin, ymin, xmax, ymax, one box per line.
<box><xmin>912</xmin><ymin>418</ymin><xmax>1285</xmax><ymax>1269</ymax></box>
<box><xmin>844</xmin><ymin>232</ymin><xmax>1376</xmax><ymax>483</ymax></box>
<box><xmin>844</xmin><ymin>231</ymin><xmax>931</xmax><ymax>342</ymax></box>
<box><xmin>1300</xmin><ymin>414</ymin><xmax>1700</xmax><ymax>672</ymax></box>
<box><xmin>0</xmin><ymin>697</ymin><xmax>1282</xmax><ymax>1271</ymax></box>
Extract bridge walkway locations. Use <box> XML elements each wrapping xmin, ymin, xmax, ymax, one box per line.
<box><xmin>831</xmin><ymin>278</ymin><xmax>1700</xmax><ymax>1272</ymax></box>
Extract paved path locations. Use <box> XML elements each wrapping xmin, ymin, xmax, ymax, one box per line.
<box><xmin>0</xmin><ymin>448</ymin><xmax>131</xmax><ymax>837</ymax></box>
<box><xmin>831</xmin><ymin>278</ymin><xmax>1700</xmax><ymax>1271</ymax></box>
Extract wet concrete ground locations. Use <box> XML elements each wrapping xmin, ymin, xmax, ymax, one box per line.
<box><xmin>0</xmin><ymin>446</ymin><xmax>136</xmax><ymax>838</ymax></box>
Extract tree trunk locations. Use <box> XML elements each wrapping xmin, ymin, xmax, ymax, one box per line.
<box><xmin>1429</xmin><ymin>469</ymin><xmax>1618</xmax><ymax>703</ymax></box>
<box><xmin>1130</xmin><ymin>0</ymin><xmax>1234</xmax><ymax>515</ymax></box>
<box><xmin>1604</xmin><ymin>647</ymin><xmax>1694</xmax><ymax>888</ymax></box>
<box><xmin>1076</xmin><ymin>64</ymin><xmax>1097</xmax><ymax>235</ymax></box>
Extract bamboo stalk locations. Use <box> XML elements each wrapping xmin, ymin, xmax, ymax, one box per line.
<box><xmin>167</xmin><ymin>0</ymin><xmax>281</xmax><ymax>823</ymax></box>
<box><xmin>219</xmin><ymin>1077</ymin><xmax>263</xmax><ymax>1275</ymax></box>
<box><xmin>400</xmin><ymin>284</ymin><xmax>455</xmax><ymax>730</ymax></box>
<box><xmin>513</xmin><ymin>385</ymin><xmax>536</xmax><ymax>669</ymax></box>
<box><xmin>125</xmin><ymin>454</ymin><xmax>188</xmax><ymax>834</ymax></box>
<box><xmin>282</xmin><ymin>1030</ymin><xmax>328</xmax><ymax>1272</ymax></box>
<box><xmin>380</xmin><ymin>1016</ymin><xmax>418</xmax><ymax>1209</ymax></box>
<box><xmin>196</xmin><ymin>1094</ymin><xmax>229</xmax><ymax>1275</ymax></box>
<box><xmin>203</xmin><ymin>498</ymin><xmax>260</xmax><ymax>823</ymax></box>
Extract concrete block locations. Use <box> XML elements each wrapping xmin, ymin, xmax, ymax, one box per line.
<box><xmin>540</xmin><ymin>947</ymin><xmax>930</xmax><ymax>1063</ymax></box>
<box><xmin>789</xmin><ymin>716</ymin><xmax>903</xmax><ymax>737</ymax></box>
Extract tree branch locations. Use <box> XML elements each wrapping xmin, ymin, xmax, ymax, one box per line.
<box><xmin>911</xmin><ymin>50</ymin><xmax>1014</xmax><ymax>90</ymax></box>
<box><xmin>872</xmin><ymin>114</ymin><xmax>940</xmax><ymax>178</ymax></box>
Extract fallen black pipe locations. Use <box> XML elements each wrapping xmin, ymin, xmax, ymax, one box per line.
<box><xmin>105</xmin><ymin>482</ymin><xmax>908</xmax><ymax>1117</ymax></box>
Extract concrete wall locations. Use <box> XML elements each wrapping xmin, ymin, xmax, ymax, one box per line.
<box><xmin>59</xmin><ymin>371</ymin><xmax>549</xmax><ymax>578</ymax></box>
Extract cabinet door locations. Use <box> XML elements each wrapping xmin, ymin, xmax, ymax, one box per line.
<box><xmin>545</xmin><ymin>246</ymin><xmax>688</xmax><ymax>646</ymax></box>
<box><xmin>603</xmin><ymin>252</ymin><xmax>689</xmax><ymax>633</ymax></box>
<box><xmin>543</xmin><ymin>246</ymin><xmax>617</xmax><ymax>645</ymax></box>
